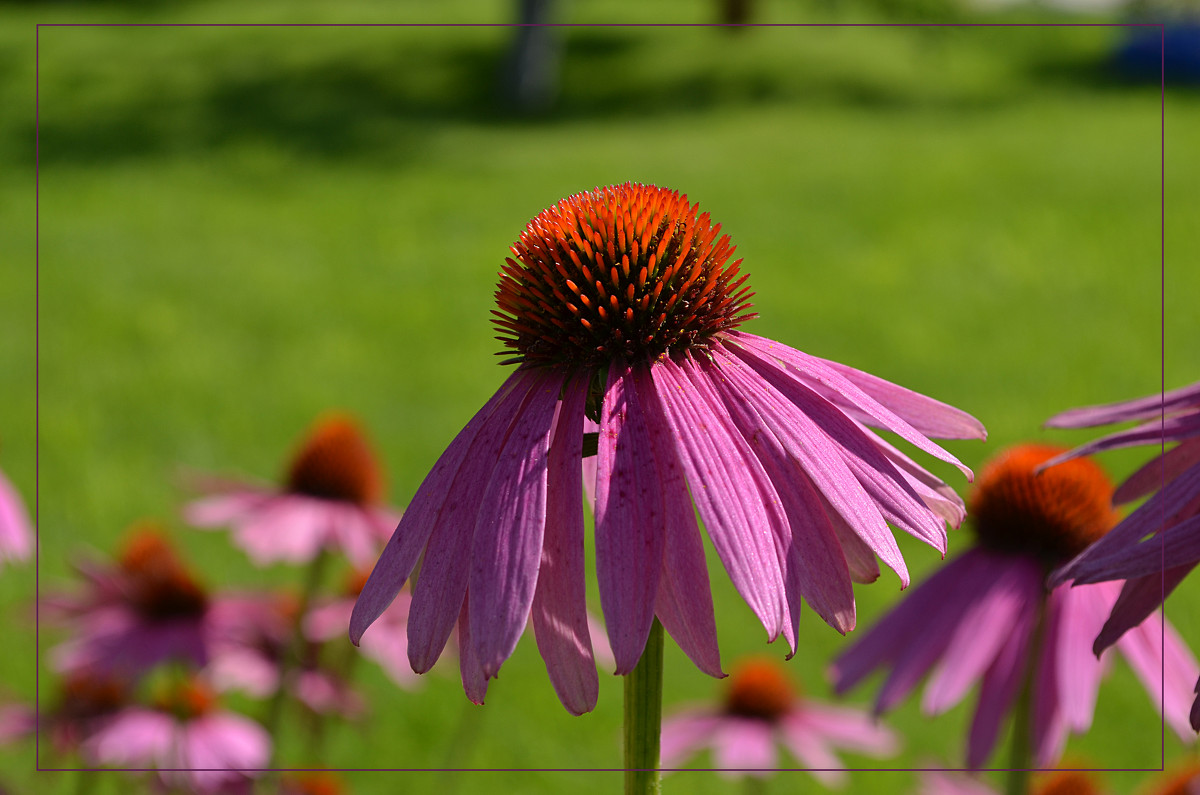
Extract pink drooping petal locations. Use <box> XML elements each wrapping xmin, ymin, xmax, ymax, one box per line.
<box><xmin>234</xmin><ymin>498</ymin><xmax>330</xmax><ymax>565</ymax></box>
<box><xmin>830</xmin><ymin>550</ymin><xmax>997</xmax><ymax>697</ymax></box>
<box><xmin>470</xmin><ymin>369</ymin><xmax>560</xmax><ymax>679</ymax></box>
<box><xmin>1031</xmin><ymin>589</ymin><xmax>1067</xmax><ymax>767</ymax></box>
<box><xmin>921</xmin><ymin>558</ymin><xmax>1044</xmax><ymax>716</ymax></box>
<box><xmin>728</xmin><ymin>332</ymin><xmax>975</xmax><ymax>479</ymax></box>
<box><xmin>1040</xmin><ymin>413</ymin><xmax>1200</xmax><ymax>469</ymax></box>
<box><xmin>183</xmin><ymin>490</ymin><xmax>274</xmax><ymax>528</ymax></box>
<box><xmin>711</xmin><ymin>716</ymin><xmax>777</xmax><ymax>772</ymax></box>
<box><xmin>0</xmin><ymin>469</ymin><xmax>33</xmax><ymax>563</ymax></box>
<box><xmin>659</xmin><ymin>712</ymin><xmax>722</xmax><ymax>769</ymax></box>
<box><xmin>861</xmin><ymin>430</ymin><xmax>967</xmax><ymax>530</ymax></box>
<box><xmin>967</xmin><ymin>596</ymin><xmax>1037</xmax><ymax>769</ymax></box>
<box><xmin>775</xmin><ymin>718</ymin><xmax>845</xmax><ymax>786</ymax></box>
<box><xmin>920</xmin><ymin>771</ymin><xmax>1000</xmax><ymax>795</ymax></box>
<box><xmin>1094</xmin><ymin>562</ymin><xmax>1196</xmax><ymax>652</ymax></box>
<box><xmin>650</xmin><ymin>357</ymin><xmax>788</xmax><ymax>645</ymax></box>
<box><xmin>351</xmin><ymin>369</ymin><xmax>528</xmax><ymax>647</ymax></box>
<box><xmin>826</xmin><ymin>505</ymin><xmax>882</xmax><ymax>584</ymax></box>
<box><xmin>82</xmin><ymin>708</ymin><xmax>176</xmax><ymax>768</ymax></box>
<box><xmin>1069</xmin><ymin>514</ymin><xmax>1200</xmax><ymax>585</ymax></box>
<box><xmin>1050</xmin><ymin>461</ymin><xmax>1200</xmax><ymax>588</ymax></box>
<box><xmin>330</xmin><ymin>507</ymin><xmax>388</xmax><ymax>569</ymax></box>
<box><xmin>1115</xmin><ymin>438</ymin><xmax>1200</xmax><ymax>504</ymax></box>
<box><xmin>405</xmin><ymin>369</ymin><xmax>545</xmax><ymax>672</ymax></box>
<box><xmin>634</xmin><ymin>368</ymin><xmax>723</xmax><ymax>678</ymax></box>
<box><xmin>787</xmin><ymin>703</ymin><xmax>899</xmax><ymax>756</ymax></box>
<box><xmin>729</xmin><ymin>343</ymin><xmax>947</xmax><ymax>554</ymax></box>
<box><xmin>185</xmin><ymin>714</ymin><xmax>270</xmax><ymax>783</ymax></box>
<box><xmin>595</xmin><ymin>361</ymin><xmax>667</xmax><ymax>674</ymax></box>
<box><xmin>717</xmin><ymin>345</ymin><xmax>909</xmax><ymax>589</ymax></box>
<box><xmin>1114</xmin><ymin>605</ymin><xmax>1200</xmax><ymax>741</ymax></box>
<box><xmin>1051</xmin><ymin>583</ymin><xmax>1114</xmax><ymax>733</ymax></box>
<box><xmin>531</xmin><ymin>373</ymin><xmax>599</xmax><ymax>716</ymax></box>
<box><xmin>458</xmin><ymin>597</ymin><xmax>488</xmax><ymax>705</ymax></box>
<box><xmin>1044</xmin><ymin>381</ymin><xmax>1200</xmax><ymax>428</ymax></box>
<box><xmin>702</xmin><ymin>351</ymin><xmax>854</xmax><ymax>639</ymax></box>
<box><xmin>812</xmin><ymin>357</ymin><xmax>987</xmax><ymax>440</ymax></box>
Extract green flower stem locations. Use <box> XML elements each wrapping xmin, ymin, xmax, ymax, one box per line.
<box><xmin>624</xmin><ymin>618</ymin><xmax>664</xmax><ymax>795</ymax></box>
<box><xmin>264</xmin><ymin>549</ymin><xmax>329</xmax><ymax>767</ymax></box>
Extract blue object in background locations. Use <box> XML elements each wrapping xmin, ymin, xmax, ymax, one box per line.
<box><xmin>1113</xmin><ymin>22</ymin><xmax>1200</xmax><ymax>84</ymax></box>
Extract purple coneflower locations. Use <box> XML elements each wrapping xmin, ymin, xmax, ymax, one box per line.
<box><xmin>186</xmin><ymin>414</ymin><xmax>399</xmax><ymax>568</ymax></box>
<box><xmin>49</xmin><ymin>526</ymin><xmax>219</xmax><ymax>679</ymax></box>
<box><xmin>660</xmin><ymin>656</ymin><xmax>897</xmax><ymax>784</ymax></box>
<box><xmin>351</xmin><ymin>182</ymin><xmax>984</xmax><ymax>714</ymax></box>
<box><xmin>1045</xmin><ymin>381</ymin><xmax>1200</xmax><ymax>731</ymax></box>
<box><xmin>831</xmin><ymin>444</ymin><xmax>1198</xmax><ymax>768</ymax></box>
<box><xmin>82</xmin><ymin>677</ymin><xmax>269</xmax><ymax>793</ymax></box>
<box><xmin>0</xmin><ymin>465</ymin><xmax>33</xmax><ymax>566</ymax></box>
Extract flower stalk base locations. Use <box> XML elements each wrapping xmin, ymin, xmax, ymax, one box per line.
<box><xmin>624</xmin><ymin>618</ymin><xmax>664</xmax><ymax>795</ymax></box>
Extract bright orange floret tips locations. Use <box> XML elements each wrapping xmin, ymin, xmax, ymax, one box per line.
<box><xmin>1033</xmin><ymin>770</ymin><xmax>1104</xmax><ymax>795</ymax></box>
<box><xmin>723</xmin><ymin>657</ymin><xmax>796</xmax><ymax>723</ymax></box>
<box><xmin>119</xmin><ymin>525</ymin><xmax>209</xmax><ymax>621</ymax></box>
<box><xmin>969</xmin><ymin>444</ymin><xmax>1118</xmax><ymax>566</ymax></box>
<box><xmin>493</xmin><ymin>182</ymin><xmax>756</xmax><ymax>368</ymax></box>
<box><xmin>153</xmin><ymin>677</ymin><xmax>217</xmax><ymax>720</ymax></box>
<box><xmin>285</xmin><ymin>414</ymin><xmax>383</xmax><ymax>505</ymax></box>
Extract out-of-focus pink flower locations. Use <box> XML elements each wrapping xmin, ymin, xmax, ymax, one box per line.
<box><xmin>832</xmin><ymin>445</ymin><xmax>1198</xmax><ymax>768</ymax></box>
<box><xmin>48</xmin><ymin>527</ymin><xmax>225</xmax><ymax>679</ymax></box>
<box><xmin>352</xmin><ymin>182</ymin><xmax>984</xmax><ymax>715</ymax></box>
<box><xmin>82</xmin><ymin>678</ymin><xmax>269</xmax><ymax>794</ymax></box>
<box><xmin>0</xmin><ymin>466</ymin><xmax>33</xmax><ymax>566</ymax></box>
<box><xmin>1046</xmin><ymin>380</ymin><xmax>1200</xmax><ymax>731</ymax></box>
<box><xmin>661</xmin><ymin>656</ymin><xmax>897</xmax><ymax>785</ymax></box>
<box><xmin>185</xmin><ymin>414</ymin><xmax>400</xmax><ymax>568</ymax></box>
<box><xmin>207</xmin><ymin>590</ymin><xmax>362</xmax><ymax>719</ymax></box>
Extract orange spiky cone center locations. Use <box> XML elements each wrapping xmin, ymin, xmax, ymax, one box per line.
<box><xmin>1033</xmin><ymin>770</ymin><xmax>1103</xmax><ymax>795</ymax></box>
<box><xmin>969</xmin><ymin>444</ymin><xmax>1118</xmax><ymax>566</ymax></box>
<box><xmin>723</xmin><ymin>657</ymin><xmax>796</xmax><ymax>723</ymax></box>
<box><xmin>494</xmin><ymin>182</ymin><xmax>757</xmax><ymax>368</ymax></box>
<box><xmin>285</xmin><ymin>415</ymin><xmax>383</xmax><ymax>505</ymax></box>
<box><xmin>1150</xmin><ymin>763</ymin><xmax>1200</xmax><ymax>795</ymax></box>
<box><xmin>283</xmin><ymin>772</ymin><xmax>346</xmax><ymax>795</ymax></box>
<box><xmin>57</xmin><ymin>674</ymin><xmax>128</xmax><ymax>720</ymax></box>
<box><xmin>118</xmin><ymin>526</ymin><xmax>209</xmax><ymax>621</ymax></box>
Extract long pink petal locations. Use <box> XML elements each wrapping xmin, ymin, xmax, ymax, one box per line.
<box><xmin>531</xmin><ymin>373</ymin><xmax>599</xmax><ymax>715</ymax></box>
<box><xmin>1040</xmin><ymin>413</ymin><xmax>1200</xmax><ymax>468</ymax></box>
<box><xmin>922</xmin><ymin>558</ymin><xmax>1044</xmax><ymax>715</ymax></box>
<box><xmin>634</xmin><ymin>368</ymin><xmax>723</xmax><ymax>678</ymax></box>
<box><xmin>458</xmin><ymin>597</ymin><xmax>488</xmax><ymax>705</ymax></box>
<box><xmin>701</xmin><ymin>350</ymin><xmax>855</xmax><ymax>637</ymax></box>
<box><xmin>0</xmin><ymin>470</ymin><xmax>32</xmax><ymax>563</ymax></box>
<box><xmin>830</xmin><ymin>549</ymin><xmax>996</xmax><ymax>697</ymax></box>
<box><xmin>1051</xmin><ymin>582</ymin><xmax>1114</xmax><ymax>732</ymax></box>
<box><xmin>812</xmin><ymin>357</ymin><xmax>987</xmax><ymax>440</ymax></box>
<box><xmin>1115</xmin><ymin>438</ymin><xmax>1200</xmax><ymax>504</ymax></box>
<box><xmin>469</xmin><ymin>370</ymin><xmax>561</xmax><ymax>678</ymax></box>
<box><xmin>406</xmin><ymin>369</ymin><xmax>545</xmax><ymax>672</ymax></box>
<box><xmin>859</xmin><ymin>429</ymin><xmax>967</xmax><ymax>530</ymax></box>
<box><xmin>786</xmin><ymin>704</ymin><xmax>899</xmax><ymax>755</ymax></box>
<box><xmin>182</xmin><ymin>490</ymin><xmax>273</xmax><ymax>528</ymax></box>
<box><xmin>1031</xmin><ymin>589</ymin><xmax>1067</xmax><ymax>767</ymax></box>
<box><xmin>1115</xmin><ymin>606</ymin><xmax>1200</xmax><ymax>741</ymax></box>
<box><xmin>967</xmin><ymin>598</ymin><xmax>1037</xmax><ymax>769</ymax></box>
<box><xmin>712</xmin><ymin>717</ymin><xmax>777</xmax><ymax>772</ymax></box>
<box><xmin>1045</xmin><ymin>382</ymin><xmax>1200</xmax><ymax>429</ymax></box>
<box><xmin>1071</xmin><ymin>514</ymin><xmax>1200</xmax><ymax>585</ymax></box>
<box><xmin>351</xmin><ymin>370</ymin><xmax>528</xmax><ymax>646</ymax></box>
<box><xmin>775</xmin><ymin>720</ymin><xmax>845</xmax><ymax>785</ymax></box>
<box><xmin>1094</xmin><ymin>563</ymin><xmax>1196</xmax><ymax>652</ymax></box>
<box><xmin>650</xmin><ymin>357</ymin><xmax>788</xmax><ymax>644</ymax></box>
<box><xmin>659</xmin><ymin>712</ymin><xmax>722</xmax><ymax>769</ymax></box>
<box><xmin>728</xmin><ymin>343</ymin><xmax>946</xmax><ymax>553</ymax></box>
<box><xmin>595</xmin><ymin>360</ymin><xmax>666</xmax><ymax>674</ymax></box>
<box><xmin>728</xmin><ymin>332</ymin><xmax>975</xmax><ymax>478</ymax></box>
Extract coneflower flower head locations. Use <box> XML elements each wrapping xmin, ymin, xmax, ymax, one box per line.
<box><xmin>353</xmin><ymin>182</ymin><xmax>985</xmax><ymax>714</ymax></box>
<box><xmin>832</xmin><ymin>443</ymin><xmax>1198</xmax><ymax>768</ymax></box>
<box><xmin>185</xmin><ymin>413</ymin><xmax>399</xmax><ymax>567</ymax></box>
<box><xmin>969</xmin><ymin>444</ymin><xmax>1117</xmax><ymax>567</ymax></box>
<box><xmin>118</xmin><ymin>526</ymin><xmax>209</xmax><ymax>622</ymax></box>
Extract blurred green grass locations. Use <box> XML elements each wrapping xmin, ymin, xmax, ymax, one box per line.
<box><xmin>4</xmin><ymin>2</ymin><xmax>1200</xmax><ymax>794</ymax></box>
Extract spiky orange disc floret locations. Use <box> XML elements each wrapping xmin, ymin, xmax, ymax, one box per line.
<box><xmin>1033</xmin><ymin>770</ymin><xmax>1103</xmax><ymax>795</ymax></box>
<box><xmin>118</xmin><ymin>526</ymin><xmax>209</xmax><ymax>621</ymax></box>
<box><xmin>493</xmin><ymin>183</ymin><xmax>757</xmax><ymax>368</ymax></box>
<box><xmin>723</xmin><ymin>657</ymin><xmax>796</xmax><ymax>723</ymax></box>
<box><xmin>153</xmin><ymin>677</ymin><xmax>217</xmax><ymax>720</ymax></box>
<box><xmin>969</xmin><ymin>444</ymin><xmax>1118</xmax><ymax>566</ymax></box>
<box><xmin>285</xmin><ymin>414</ymin><xmax>383</xmax><ymax>505</ymax></box>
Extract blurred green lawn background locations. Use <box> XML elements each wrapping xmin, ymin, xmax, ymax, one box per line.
<box><xmin>4</xmin><ymin>0</ymin><xmax>1200</xmax><ymax>793</ymax></box>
